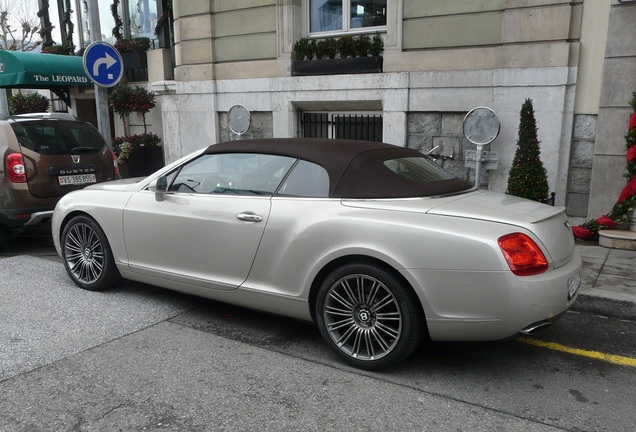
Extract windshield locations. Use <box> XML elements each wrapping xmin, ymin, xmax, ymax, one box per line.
<box><xmin>10</xmin><ymin>120</ymin><xmax>106</xmax><ymax>155</ymax></box>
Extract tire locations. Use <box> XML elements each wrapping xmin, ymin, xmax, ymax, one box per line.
<box><xmin>315</xmin><ymin>262</ymin><xmax>424</xmax><ymax>370</ymax></box>
<box><xmin>61</xmin><ymin>215</ymin><xmax>121</xmax><ymax>291</ymax></box>
<box><xmin>0</xmin><ymin>225</ymin><xmax>7</xmax><ymax>249</ymax></box>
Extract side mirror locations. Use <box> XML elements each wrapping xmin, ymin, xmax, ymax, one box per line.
<box><xmin>149</xmin><ymin>176</ymin><xmax>168</xmax><ymax>201</ymax></box>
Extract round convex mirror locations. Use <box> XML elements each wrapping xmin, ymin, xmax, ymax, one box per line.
<box><xmin>228</xmin><ymin>104</ymin><xmax>251</xmax><ymax>136</ymax></box>
<box><xmin>463</xmin><ymin>107</ymin><xmax>500</xmax><ymax>145</ymax></box>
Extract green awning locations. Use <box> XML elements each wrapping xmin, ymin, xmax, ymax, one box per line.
<box><xmin>0</xmin><ymin>50</ymin><xmax>92</xmax><ymax>88</ymax></box>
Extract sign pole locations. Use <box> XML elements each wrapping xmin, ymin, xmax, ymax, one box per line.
<box><xmin>86</xmin><ymin>0</ymin><xmax>112</xmax><ymax>147</ymax></box>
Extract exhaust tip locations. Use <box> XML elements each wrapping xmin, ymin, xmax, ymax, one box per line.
<box><xmin>519</xmin><ymin>320</ymin><xmax>551</xmax><ymax>335</ymax></box>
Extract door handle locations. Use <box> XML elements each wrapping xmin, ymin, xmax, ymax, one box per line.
<box><xmin>236</xmin><ymin>212</ymin><xmax>263</xmax><ymax>223</ymax></box>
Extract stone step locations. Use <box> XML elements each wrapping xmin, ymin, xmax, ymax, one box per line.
<box><xmin>598</xmin><ymin>229</ymin><xmax>636</xmax><ymax>251</ymax></box>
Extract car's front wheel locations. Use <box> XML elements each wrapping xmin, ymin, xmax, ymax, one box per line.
<box><xmin>316</xmin><ymin>262</ymin><xmax>424</xmax><ymax>370</ymax></box>
<box><xmin>61</xmin><ymin>215</ymin><xmax>120</xmax><ymax>291</ymax></box>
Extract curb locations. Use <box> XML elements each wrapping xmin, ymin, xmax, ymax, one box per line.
<box><xmin>572</xmin><ymin>293</ymin><xmax>636</xmax><ymax>320</ymax></box>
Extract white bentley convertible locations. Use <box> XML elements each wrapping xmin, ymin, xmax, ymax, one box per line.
<box><xmin>52</xmin><ymin>138</ymin><xmax>581</xmax><ymax>369</ymax></box>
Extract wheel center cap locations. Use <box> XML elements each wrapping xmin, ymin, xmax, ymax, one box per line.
<box><xmin>83</xmin><ymin>247</ymin><xmax>92</xmax><ymax>259</ymax></box>
<box><xmin>358</xmin><ymin>308</ymin><xmax>372</xmax><ymax>323</ymax></box>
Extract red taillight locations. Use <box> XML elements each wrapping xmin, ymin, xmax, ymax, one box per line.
<box><xmin>110</xmin><ymin>149</ymin><xmax>120</xmax><ymax>177</ymax></box>
<box><xmin>498</xmin><ymin>233</ymin><xmax>549</xmax><ymax>276</ymax></box>
<box><xmin>6</xmin><ymin>153</ymin><xmax>27</xmax><ymax>183</ymax></box>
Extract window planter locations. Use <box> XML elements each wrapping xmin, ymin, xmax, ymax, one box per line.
<box><xmin>121</xmin><ymin>51</ymin><xmax>148</xmax><ymax>82</ymax></box>
<box><xmin>292</xmin><ymin>56</ymin><xmax>382</xmax><ymax>76</ymax></box>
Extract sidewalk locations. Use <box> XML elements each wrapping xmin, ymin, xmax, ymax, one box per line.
<box><xmin>574</xmin><ymin>242</ymin><xmax>636</xmax><ymax>320</ymax></box>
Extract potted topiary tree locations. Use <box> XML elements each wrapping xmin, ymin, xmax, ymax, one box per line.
<box><xmin>506</xmin><ymin>98</ymin><xmax>550</xmax><ymax>203</ymax></box>
<box><xmin>109</xmin><ymin>83</ymin><xmax>163</xmax><ymax>177</ymax></box>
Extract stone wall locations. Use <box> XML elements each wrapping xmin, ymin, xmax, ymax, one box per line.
<box><xmin>406</xmin><ymin>112</ymin><xmax>488</xmax><ymax>187</ymax></box>
<box><xmin>566</xmin><ymin>114</ymin><xmax>597</xmax><ymax>218</ymax></box>
<box><xmin>218</xmin><ymin>112</ymin><xmax>274</xmax><ymax>142</ymax></box>
<box><xmin>586</xmin><ymin>1</ymin><xmax>636</xmax><ymax>219</ymax></box>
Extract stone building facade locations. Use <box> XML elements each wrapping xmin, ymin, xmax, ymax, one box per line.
<box><xmin>126</xmin><ymin>0</ymin><xmax>636</xmax><ymax>220</ymax></box>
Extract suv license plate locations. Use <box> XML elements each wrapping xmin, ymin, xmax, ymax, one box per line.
<box><xmin>58</xmin><ymin>174</ymin><xmax>97</xmax><ymax>186</ymax></box>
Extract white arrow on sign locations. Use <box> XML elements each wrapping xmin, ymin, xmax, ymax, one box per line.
<box><xmin>92</xmin><ymin>52</ymin><xmax>117</xmax><ymax>77</ymax></box>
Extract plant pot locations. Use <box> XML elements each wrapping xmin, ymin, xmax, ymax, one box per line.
<box><xmin>120</xmin><ymin>146</ymin><xmax>164</xmax><ymax>178</ymax></box>
<box><xmin>121</xmin><ymin>51</ymin><xmax>148</xmax><ymax>69</ymax></box>
<box><xmin>292</xmin><ymin>56</ymin><xmax>383</xmax><ymax>76</ymax></box>
<box><xmin>121</xmin><ymin>51</ymin><xmax>148</xmax><ymax>82</ymax></box>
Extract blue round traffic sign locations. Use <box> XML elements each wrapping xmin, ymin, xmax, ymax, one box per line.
<box><xmin>82</xmin><ymin>42</ymin><xmax>124</xmax><ymax>87</ymax></box>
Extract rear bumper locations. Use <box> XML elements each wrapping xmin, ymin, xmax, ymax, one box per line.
<box><xmin>0</xmin><ymin>208</ymin><xmax>55</xmax><ymax>228</ymax></box>
<box><xmin>401</xmin><ymin>250</ymin><xmax>582</xmax><ymax>341</ymax></box>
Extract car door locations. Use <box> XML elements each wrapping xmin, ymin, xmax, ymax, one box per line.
<box><xmin>123</xmin><ymin>152</ymin><xmax>296</xmax><ymax>291</ymax></box>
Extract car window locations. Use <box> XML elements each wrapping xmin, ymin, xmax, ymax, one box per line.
<box><xmin>168</xmin><ymin>153</ymin><xmax>296</xmax><ymax>196</ymax></box>
<box><xmin>10</xmin><ymin>120</ymin><xmax>106</xmax><ymax>154</ymax></box>
<box><xmin>383</xmin><ymin>157</ymin><xmax>456</xmax><ymax>182</ymax></box>
<box><xmin>278</xmin><ymin>160</ymin><xmax>329</xmax><ymax>197</ymax></box>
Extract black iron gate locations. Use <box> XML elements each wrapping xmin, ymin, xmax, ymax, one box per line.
<box><xmin>301</xmin><ymin>113</ymin><xmax>383</xmax><ymax>142</ymax></box>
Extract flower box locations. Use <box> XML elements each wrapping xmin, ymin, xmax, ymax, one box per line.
<box><xmin>119</xmin><ymin>146</ymin><xmax>164</xmax><ymax>178</ymax></box>
<box><xmin>121</xmin><ymin>51</ymin><xmax>148</xmax><ymax>82</ymax></box>
<box><xmin>291</xmin><ymin>56</ymin><xmax>383</xmax><ymax>77</ymax></box>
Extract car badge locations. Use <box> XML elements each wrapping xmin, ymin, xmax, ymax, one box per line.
<box><xmin>72</xmin><ymin>155</ymin><xmax>80</xmax><ymax>164</ymax></box>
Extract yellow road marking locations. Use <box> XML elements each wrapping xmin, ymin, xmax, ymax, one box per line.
<box><xmin>519</xmin><ymin>338</ymin><xmax>636</xmax><ymax>368</ymax></box>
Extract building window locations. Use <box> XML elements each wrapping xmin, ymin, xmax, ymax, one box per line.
<box><xmin>302</xmin><ymin>112</ymin><xmax>383</xmax><ymax>142</ymax></box>
<box><xmin>309</xmin><ymin>0</ymin><xmax>387</xmax><ymax>35</ymax></box>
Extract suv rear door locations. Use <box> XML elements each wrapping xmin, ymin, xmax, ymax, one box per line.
<box><xmin>10</xmin><ymin>119</ymin><xmax>116</xmax><ymax>198</ymax></box>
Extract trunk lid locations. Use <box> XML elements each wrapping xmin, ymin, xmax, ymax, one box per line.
<box><xmin>425</xmin><ymin>191</ymin><xmax>575</xmax><ymax>266</ymax></box>
<box><xmin>342</xmin><ymin>190</ymin><xmax>575</xmax><ymax>267</ymax></box>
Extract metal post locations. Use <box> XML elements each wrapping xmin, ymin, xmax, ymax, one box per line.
<box><xmin>474</xmin><ymin>145</ymin><xmax>483</xmax><ymax>189</ymax></box>
<box><xmin>86</xmin><ymin>0</ymin><xmax>112</xmax><ymax>147</ymax></box>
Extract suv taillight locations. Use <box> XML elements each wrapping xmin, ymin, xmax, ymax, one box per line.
<box><xmin>498</xmin><ymin>233</ymin><xmax>549</xmax><ymax>276</ymax></box>
<box><xmin>110</xmin><ymin>149</ymin><xmax>120</xmax><ymax>177</ymax></box>
<box><xmin>6</xmin><ymin>153</ymin><xmax>27</xmax><ymax>183</ymax></box>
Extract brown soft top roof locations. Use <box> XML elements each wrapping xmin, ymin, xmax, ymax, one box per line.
<box><xmin>204</xmin><ymin>138</ymin><xmax>472</xmax><ymax>198</ymax></box>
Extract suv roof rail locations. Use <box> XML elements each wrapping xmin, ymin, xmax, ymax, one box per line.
<box><xmin>13</xmin><ymin>112</ymin><xmax>78</xmax><ymax>120</ymax></box>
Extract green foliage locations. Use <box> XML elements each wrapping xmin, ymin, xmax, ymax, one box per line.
<box><xmin>337</xmin><ymin>35</ymin><xmax>356</xmax><ymax>58</ymax></box>
<box><xmin>293</xmin><ymin>38</ymin><xmax>311</xmax><ymax>60</ymax></box>
<box><xmin>293</xmin><ymin>34</ymin><xmax>384</xmax><ymax>61</ymax></box>
<box><xmin>353</xmin><ymin>34</ymin><xmax>371</xmax><ymax>57</ymax></box>
<box><xmin>41</xmin><ymin>45</ymin><xmax>72</xmax><ymax>55</ymax></box>
<box><xmin>114</xmin><ymin>37</ymin><xmax>151</xmax><ymax>53</ymax></box>
<box><xmin>506</xmin><ymin>98</ymin><xmax>550</xmax><ymax>202</ymax></box>
<box><xmin>112</xmin><ymin>133</ymin><xmax>161</xmax><ymax>165</ymax></box>
<box><xmin>316</xmin><ymin>38</ymin><xmax>338</xmax><ymax>59</ymax></box>
<box><xmin>109</xmin><ymin>83</ymin><xmax>157</xmax><ymax>158</ymax></box>
<box><xmin>579</xmin><ymin>92</ymin><xmax>636</xmax><ymax>234</ymax></box>
<box><xmin>370</xmin><ymin>34</ymin><xmax>384</xmax><ymax>57</ymax></box>
<box><xmin>108</xmin><ymin>83</ymin><xmax>156</xmax><ymax>121</ymax></box>
<box><xmin>8</xmin><ymin>92</ymin><xmax>50</xmax><ymax>115</ymax></box>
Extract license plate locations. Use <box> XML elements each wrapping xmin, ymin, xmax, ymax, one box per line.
<box><xmin>567</xmin><ymin>274</ymin><xmax>581</xmax><ymax>299</ymax></box>
<box><xmin>58</xmin><ymin>174</ymin><xmax>97</xmax><ymax>186</ymax></box>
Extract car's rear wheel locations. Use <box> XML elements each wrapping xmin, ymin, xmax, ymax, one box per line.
<box><xmin>61</xmin><ymin>215</ymin><xmax>120</xmax><ymax>291</ymax></box>
<box><xmin>316</xmin><ymin>262</ymin><xmax>424</xmax><ymax>370</ymax></box>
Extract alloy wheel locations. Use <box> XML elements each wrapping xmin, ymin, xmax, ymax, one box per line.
<box><xmin>63</xmin><ymin>222</ymin><xmax>105</xmax><ymax>285</ymax></box>
<box><xmin>323</xmin><ymin>273</ymin><xmax>402</xmax><ymax>361</ymax></box>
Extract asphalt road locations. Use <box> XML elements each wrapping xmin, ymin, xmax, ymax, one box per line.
<box><xmin>1</xmin><ymin>229</ymin><xmax>635</xmax><ymax>431</ymax></box>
